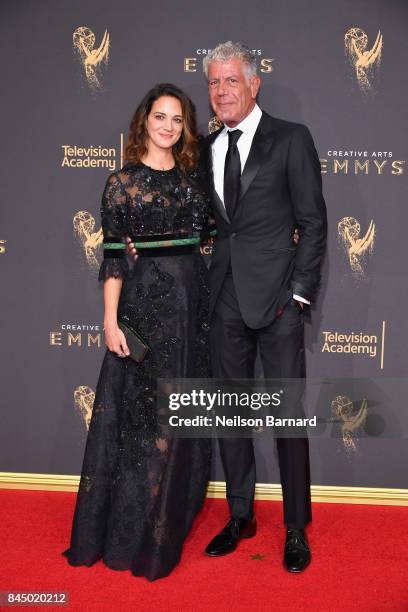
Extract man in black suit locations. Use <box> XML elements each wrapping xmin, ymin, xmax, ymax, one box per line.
<box><xmin>202</xmin><ymin>42</ymin><xmax>327</xmax><ymax>572</ymax></box>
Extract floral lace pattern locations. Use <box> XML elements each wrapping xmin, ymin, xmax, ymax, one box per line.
<box><xmin>63</xmin><ymin>163</ymin><xmax>212</xmax><ymax>581</ymax></box>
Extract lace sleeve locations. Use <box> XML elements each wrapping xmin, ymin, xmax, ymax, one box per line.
<box><xmin>183</xmin><ymin>167</ymin><xmax>216</xmax><ymax>241</ymax></box>
<box><xmin>198</xmin><ymin>182</ymin><xmax>216</xmax><ymax>242</ymax></box>
<box><xmin>98</xmin><ymin>173</ymin><xmax>129</xmax><ymax>281</ymax></box>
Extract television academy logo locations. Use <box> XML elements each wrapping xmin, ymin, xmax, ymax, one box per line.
<box><xmin>0</xmin><ymin>240</ymin><xmax>6</xmax><ymax>254</ymax></box>
<box><xmin>338</xmin><ymin>216</ymin><xmax>375</xmax><ymax>279</ymax></box>
<box><xmin>344</xmin><ymin>27</ymin><xmax>383</xmax><ymax>92</ymax></box>
<box><xmin>74</xmin><ymin>385</ymin><xmax>95</xmax><ymax>430</ymax></box>
<box><xmin>61</xmin><ymin>135</ymin><xmax>124</xmax><ymax>171</ymax></box>
<box><xmin>73</xmin><ymin>27</ymin><xmax>110</xmax><ymax>90</ymax></box>
<box><xmin>321</xmin><ymin>322</ymin><xmax>386</xmax><ymax>369</ymax></box>
<box><xmin>73</xmin><ymin>211</ymin><xmax>103</xmax><ymax>269</ymax></box>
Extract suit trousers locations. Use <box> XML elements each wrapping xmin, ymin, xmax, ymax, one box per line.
<box><xmin>210</xmin><ymin>272</ymin><xmax>312</xmax><ymax>529</ymax></box>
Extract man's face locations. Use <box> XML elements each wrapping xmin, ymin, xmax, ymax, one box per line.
<box><xmin>207</xmin><ymin>58</ymin><xmax>261</xmax><ymax>128</ymax></box>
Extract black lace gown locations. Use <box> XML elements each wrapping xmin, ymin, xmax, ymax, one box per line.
<box><xmin>63</xmin><ymin>162</ymin><xmax>212</xmax><ymax>581</ymax></box>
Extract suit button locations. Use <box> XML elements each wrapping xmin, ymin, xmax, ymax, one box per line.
<box><xmin>231</xmin><ymin>232</ymin><xmax>237</xmax><ymax>238</ymax></box>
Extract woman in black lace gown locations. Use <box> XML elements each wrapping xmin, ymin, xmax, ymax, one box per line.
<box><xmin>63</xmin><ymin>84</ymin><xmax>212</xmax><ymax>581</ymax></box>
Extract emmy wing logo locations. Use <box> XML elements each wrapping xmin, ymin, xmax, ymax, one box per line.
<box><xmin>74</xmin><ymin>386</ymin><xmax>95</xmax><ymax>430</ymax></box>
<box><xmin>73</xmin><ymin>211</ymin><xmax>103</xmax><ymax>269</ymax></box>
<box><xmin>345</xmin><ymin>27</ymin><xmax>383</xmax><ymax>91</ymax></box>
<box><xmin>331</xmin><ymin>395</ymin><xmax>368</xmax><ymax>451</ymax></box>
<box><xmin>73</xmin><ymin>27</ymin><xmax>110</xmax><ymax>90</ymax></box>
<box><xmin>338</xmin><ymin>217</ymin><xmax>375</xmax><ymax>278</ymax></box>
<box><xmin>208</xmin><ymin>116</ymin><xmax>223</xmax><ymax>134</ymax></box>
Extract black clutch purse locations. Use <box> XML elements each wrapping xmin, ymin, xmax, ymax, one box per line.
<box><xmin>117</xmin><ymin>316</ymin><xmax>150</xmax><ymax>363</ymax></box>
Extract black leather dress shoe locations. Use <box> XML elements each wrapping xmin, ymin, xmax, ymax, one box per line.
<box><xmin>283</xmin><ymin>528</ymin><xmax>311</xmax><ymax>572</ymax></box>
<box><xmin>205</xmin><ymin>517</ymin><xmax>257</xmax><ymax>556</ymax></box>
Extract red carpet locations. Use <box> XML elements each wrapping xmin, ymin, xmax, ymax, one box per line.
<box><xmin>0</xmin><ymin>490</ymin><xmax>407</xmax><ymax>611</ymax></box>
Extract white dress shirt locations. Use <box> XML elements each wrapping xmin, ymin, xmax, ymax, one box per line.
<box><xmin>211</xmin><ymin>103</ymin><xmax>262</xmax><ymax>204</ymax></box>
<box><xmin>211</xmin><ymin>103</ymin><xmax>309</xmax><ymax>305</ymax></box>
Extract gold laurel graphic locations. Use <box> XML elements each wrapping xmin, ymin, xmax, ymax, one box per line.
<box><xmin>73</xmin><ymin>26</ymin><xmax>110</xmax><ymax>89</ymax></box>
<box><xmin>74</xmin><ymin>385</ymin><xmax>95</xmax><ymax>430</ymax></box>
<box><xmin>338</xmin><ymin>216</ymin><xmax>375</xmax><ymax>278</ymax></box>
<box><xmin>331</xmin><ymin>395</ymin><xmax>368</xmax><ymax>451</ymax></box>
<box><xmin>345</xmin><ymin>27</ymin><xmax>383</xmax><ymax>91</ymax></box>
<box><xmin>73</xmin><ymin>211</ymin><xmax>103</xmax><ymax>269</ymax></box>
<box><xmin>208</xmin><ymin>116</ymin><xmax>223</xmax><ymax>134</ymax></box>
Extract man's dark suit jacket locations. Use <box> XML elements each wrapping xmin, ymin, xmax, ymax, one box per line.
<box><xmin>204</xmin><ymin>111</ymin><xmax>327</xmax><ymax>329</ymax></box>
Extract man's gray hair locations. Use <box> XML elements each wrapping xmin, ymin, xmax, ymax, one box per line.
<box><xmin>203</xmin><ymin>41</ymin><xmax>257</xmax><ymax>79</ymax></box>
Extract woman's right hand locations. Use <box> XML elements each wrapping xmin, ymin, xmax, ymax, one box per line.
<box><xmin>125</xmin><ymin>236</ymin><xmax>139</xmax><ymax>262</ymax></box>
<box><xmin>104</xmin><ymin>321</ymin><xmax>130</xmax><ymax>358</ymax></box>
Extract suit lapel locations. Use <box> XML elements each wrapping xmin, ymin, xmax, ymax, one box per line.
<box><xmin>205</xmin><ymin>129</ymin><xmax>230</xmax><ymax>224</ymax></box>
<box><xmin>239</xmin><ymin>113</ymin><xmax>275</xmax><ymax>202</ymax></box>
<box><xmin>205</xmin><ymin>113</ymin><xmax>275</xmax><ymax>223</ymax></box>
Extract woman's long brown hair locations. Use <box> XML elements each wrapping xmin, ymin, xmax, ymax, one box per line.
<box><xmin>125</xmin><ymin>83</ymin><xmax>199</xmax><ymax>172</ymax></box>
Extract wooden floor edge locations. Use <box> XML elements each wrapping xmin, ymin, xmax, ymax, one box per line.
<box><xmin>0</xmin><ymin>473</ymin><xmax>407</xmax><ymax>506</ymax></box>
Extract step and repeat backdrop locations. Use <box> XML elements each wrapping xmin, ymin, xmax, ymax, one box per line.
<box><xmin>1</xmin><ymin>0</ymin><xmax>407</xmax><ymax>489</ymax></box>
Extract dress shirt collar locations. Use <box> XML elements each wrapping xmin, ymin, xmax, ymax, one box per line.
<box><xmin>220</xmin><ymin>103</ymin><xmax>262</xmax><ymax>138</ymax></box>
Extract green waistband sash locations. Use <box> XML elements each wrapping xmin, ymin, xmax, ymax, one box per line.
<box><xmin>103</xmin><ymin>228</ymin><xmax>217</xmax><ymax>252</ymax></box>
<box><xmin>104</xmin><ymin>237</ymin><xmax>202</xmax><ymax>250</ymax></box>
<box><xmin>103</xmin><ymin>243</ymin><xmax>127</xmax><ymax>249</ymax></box>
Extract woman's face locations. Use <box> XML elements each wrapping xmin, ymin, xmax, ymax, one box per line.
<box><xmin>145</xmin><ymin>96</ymin><xmax>184</xmax><ymax>152</ymax></box>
